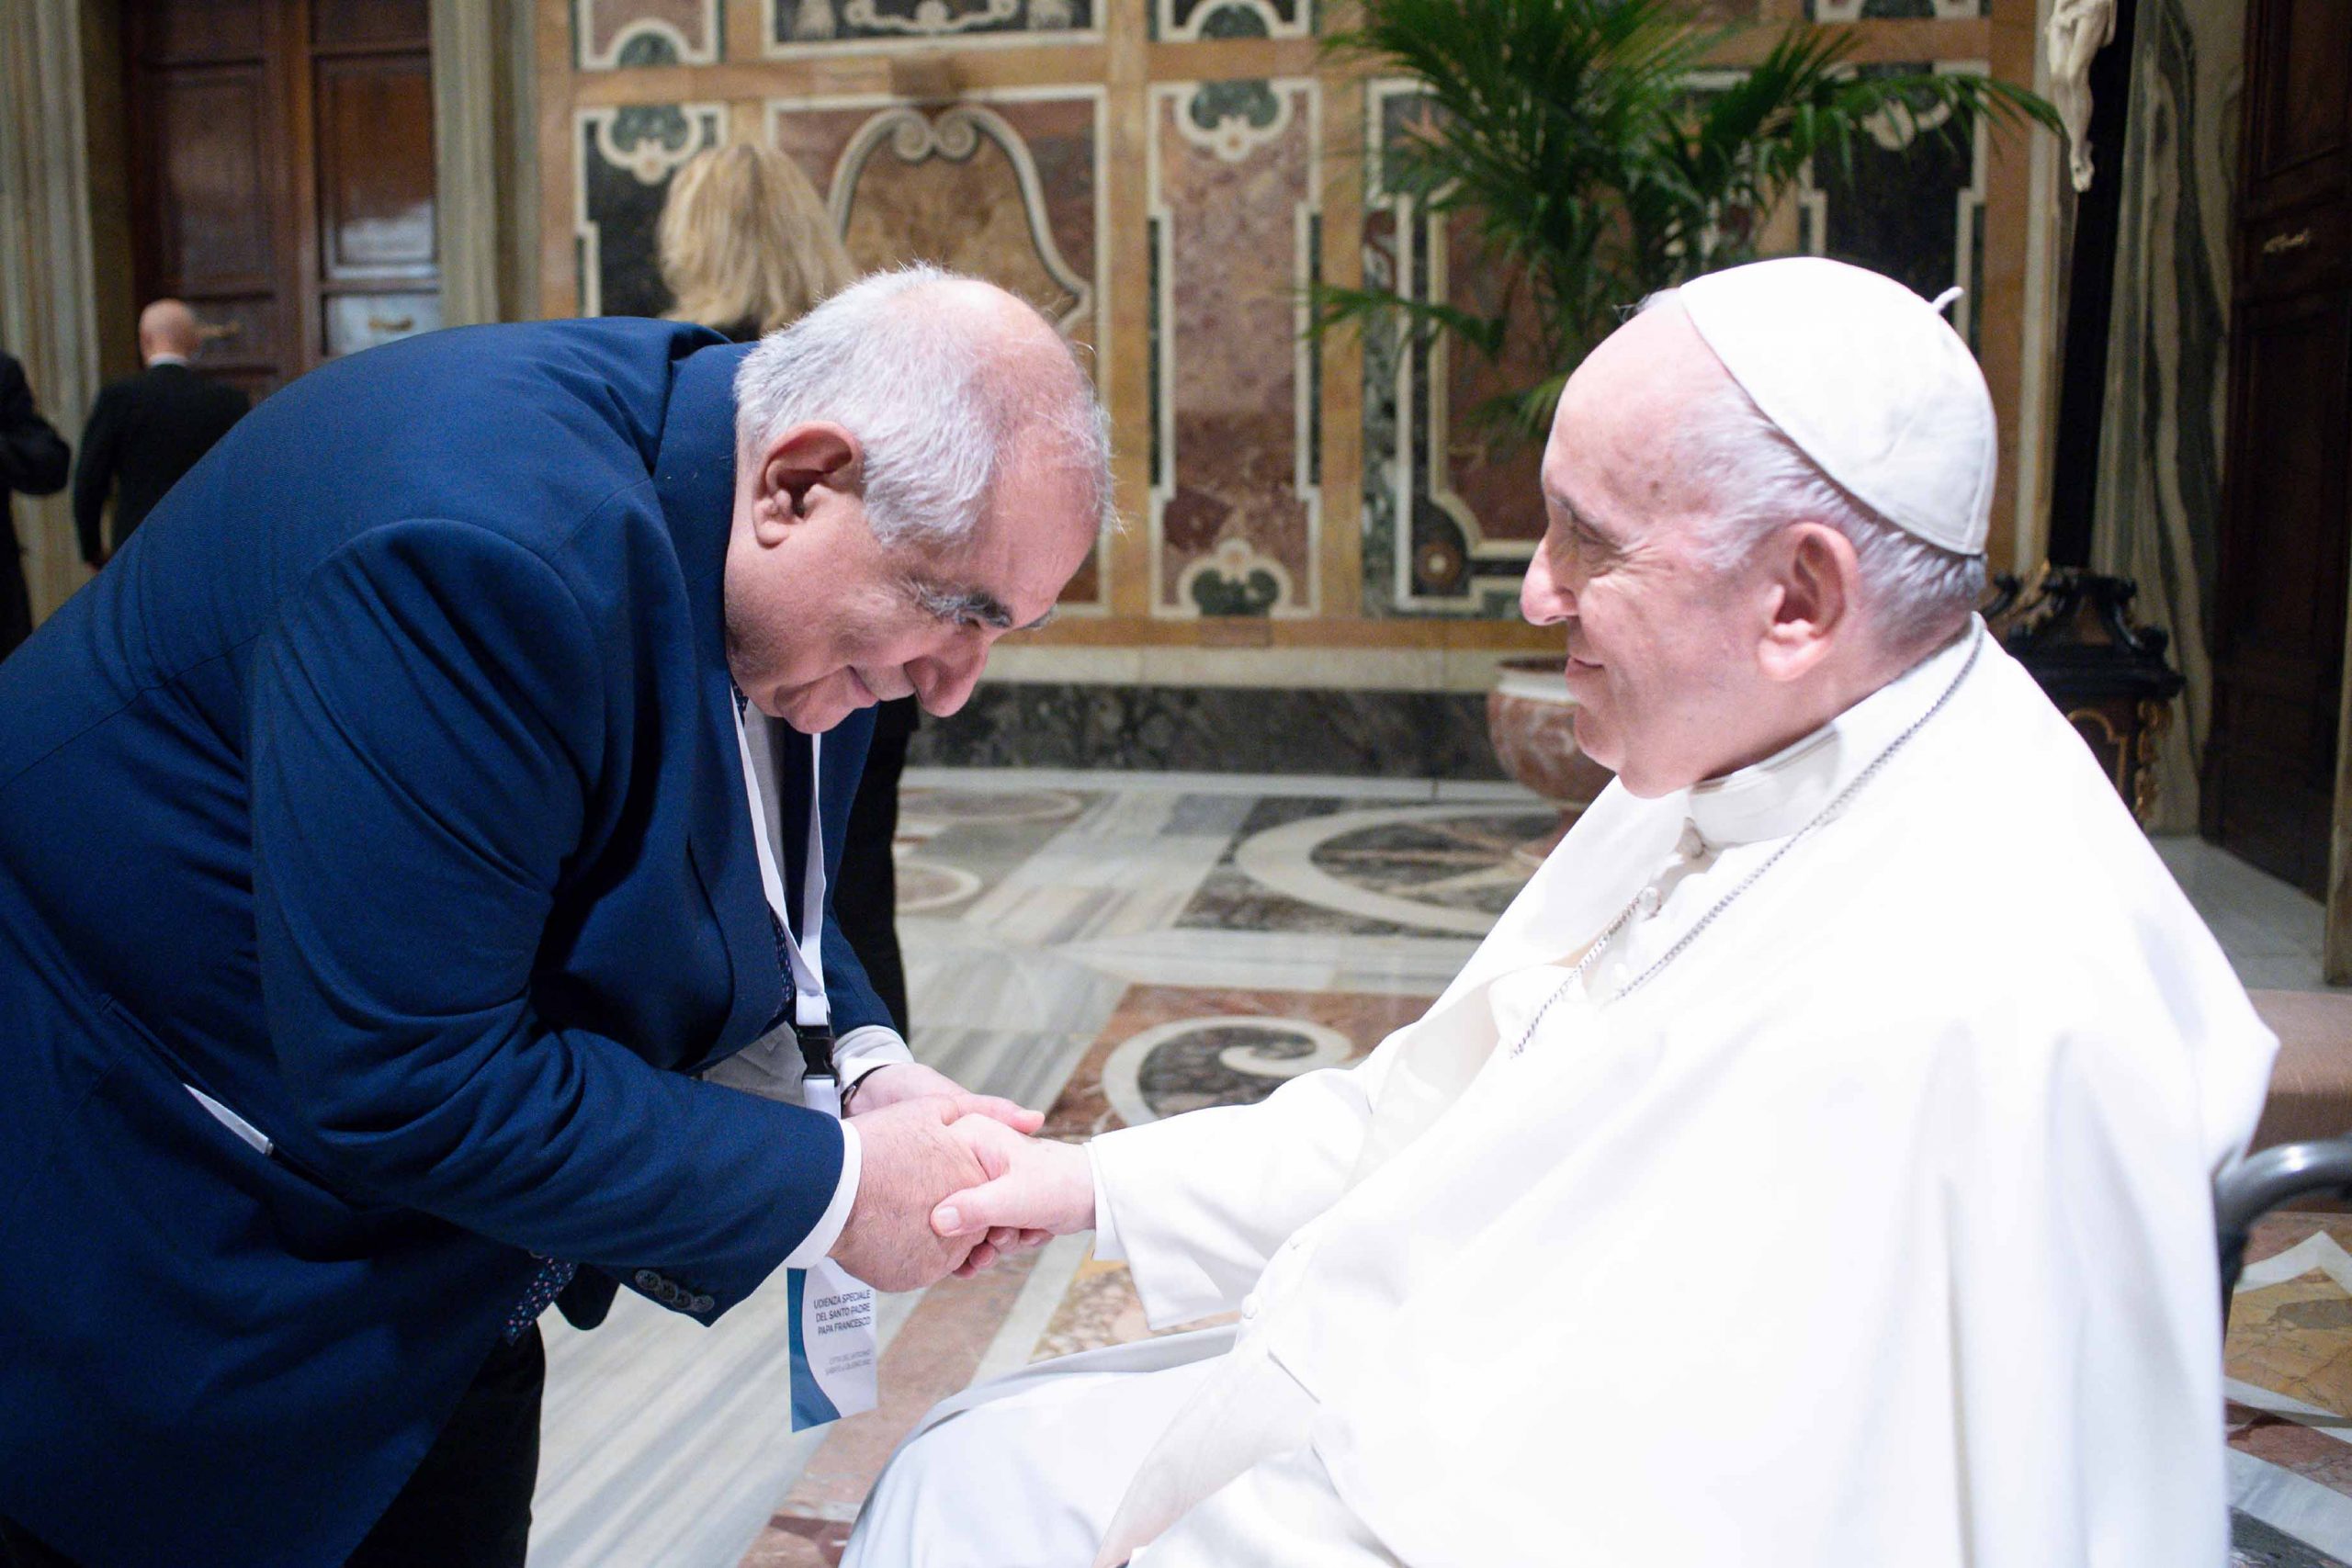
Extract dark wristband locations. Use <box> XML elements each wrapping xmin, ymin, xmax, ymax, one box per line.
<box><xmin>839</xmin><ymin>1061</ymin><xmax>904</xmax><ymax>1116</ymax></box>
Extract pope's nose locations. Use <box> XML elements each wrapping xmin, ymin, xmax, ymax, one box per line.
<box><xmin>1520</xmin><ymin>551</ymin><xmax>1574</xmax><ymax>626</ymax></box>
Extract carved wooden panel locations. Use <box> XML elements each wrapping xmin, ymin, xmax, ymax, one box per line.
<box><xmin>124</xmin><ymin>0</ymin><xmax>438</xmax><ymax>390</ymax></box>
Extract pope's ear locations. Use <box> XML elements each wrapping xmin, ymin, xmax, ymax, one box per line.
<box><xmin>752</xmin><ymin>422</ymin><xmax>864</xmax><ymax>539</ymax></box>
<box><xmin>1758</xmin><ymin>521</ymin><xmax>1856</xmax><ymax>681</ymax></box>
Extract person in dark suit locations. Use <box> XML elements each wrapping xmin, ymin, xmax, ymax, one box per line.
<box><xmin>0</xmin><ymin>347</ymin><xmax>71</xmax><ymax>658</ymax></box>
<box><xmin>71</xmin><ymin>299</ymin><xmax>248</xmax><ymax>569</ymax></box>
<box><xmin>660</xmin><ymin>142</ymin><xmax>918</xmax><ymax>1036</ymax></box>
<box><xmin>0</xmin><ymin>267</ymin><xmax>1106</xmax><ymax>1567</ymax></box>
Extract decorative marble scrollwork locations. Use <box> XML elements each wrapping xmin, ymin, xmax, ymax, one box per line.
<box><xmin>769</xmin><ymin>0</ymin><xmax>1091</xmax><ymax>48</ymax></box>
<box><xmin>1175</xmin><ymin>79</ymin><xmax>1294</xmax><ymax>164</ymax></box>
<box><xmin>1155</xmin><ymin>0</ymin><xmax>1306</xmax><ymax>44</ymax></box>
<box><xmin>841</xmin><ymin>0</ymin><xmax>1020</xmax><ymax>36</ymax></box>
<box><xmin>1101</xmin><ymin>1015</ymin><xmax>1359</xmax><ymax>1126</ymax></box>
<box><xmin>1176</xmin><ymin>537</ymin><xmax>1294</xmax><ymax>616</ymax></box>
<box><xmin>591</xmin><ymin>104</ymin><xmax>714</xmax><ymax>186</ymax></box>
<box><xmin>1150</xmin><ymin>78</ymin><xmax>1321</xmax><ymax>618</ymax></box>
<box><xmin>1233</xmin><ymin>803</ymin><xmax>1555</xmax><ymax>935</ymax></box>
<box><xmin>574</xmin><ymin>103</ymin><xmax>724</xmax><ymax>319</ymax></box>
<box><xmin>828</xmin><ymin>104</ymin><xmax>1094</xmax><ymax>336</ymax></box>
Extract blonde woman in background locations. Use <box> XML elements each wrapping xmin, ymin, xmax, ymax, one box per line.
<box><xmin>659</xmin><ymin>142</ymin><xmax>856</xmax><ymax>339</ymax></box>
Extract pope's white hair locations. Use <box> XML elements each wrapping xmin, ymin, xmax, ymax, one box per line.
<box><xmin>1642</xmin><ymin>289</ymin><xmax>1984</xmax><ymax>659</ymax></box>
<box><xmin>732</xmin><ymin>264</ymin><xmax>1114</xmax><ymax>547</ymax></box>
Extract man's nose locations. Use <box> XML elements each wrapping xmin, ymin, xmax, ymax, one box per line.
<box><xmin>912</xmin><ymin>637</ymin><xmax>989</xmax><ymax>717</ymax></box>
<box><xmin>1520</xmin><ymin>550</ymin><xmax>1573</xmax><ymax>626</ymax></box>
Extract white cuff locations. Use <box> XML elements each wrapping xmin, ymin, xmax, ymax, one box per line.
<box><xmin>1087</xmin><ymin>1145</ymin><xmax>1125</xmax><ymax>1260</ymax></box>
<box><xmin>783</xmin><ymin>1119</ymin><xmax>862</xmax><ymax>1268</ymax></box>
<box><xmin>833</xmin><ymin>1025</ymin><xmax>913</xmax><ymax>1086</ymax></box>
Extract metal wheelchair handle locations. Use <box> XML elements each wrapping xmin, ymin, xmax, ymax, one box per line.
<box><xmin>2216</xmin><ymin>1136</ymin><xmax>2352</xmax><ymax>1311</ymax></box>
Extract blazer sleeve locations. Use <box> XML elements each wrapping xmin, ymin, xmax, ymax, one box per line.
<box><xmin>72</xmin><ymin>385</ymin><xmax>124</xmax><ymax>563</ymax></box>
<box><xmin>0</xmin><ymin>355</ymin><xmax>70</xmax><ymax>500</ymax></box>
<box><xmin>246</xmin><ymin>516</ymin><xmax>844</xmax><ymax>1316</ymax></box>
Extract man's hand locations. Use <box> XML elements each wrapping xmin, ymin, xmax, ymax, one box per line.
<box><xmin>848</xmin><ymin>1062</ymin><xmax>1044</xmax><ymax>1136</ymax></box>
<box><xmin>828</xmin><ymin>1097</ymin><xmax>998</xmax><ymax>1292</ymax></box>
<box><xmin>932</xmin><ymin>1118</ymin><xmax>1096</xmax><ymax>1257</ymax></box>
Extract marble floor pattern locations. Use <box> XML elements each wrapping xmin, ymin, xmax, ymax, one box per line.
<box><xmin>526</xmin><ymin>768</ymin><xmax>2351</xmax><ymax>1568</ymax></box>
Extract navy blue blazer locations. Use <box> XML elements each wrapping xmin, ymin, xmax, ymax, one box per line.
<box><xmin>0</xmin><ymin>320</ymin><xmax>888</xmax><ymax>1565</ymax></box>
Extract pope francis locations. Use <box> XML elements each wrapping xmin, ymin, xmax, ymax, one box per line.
<box><xmin>842</xmin><ymin>257</ymin><xmax>2279</xmax><ymax>1567</ymax></box>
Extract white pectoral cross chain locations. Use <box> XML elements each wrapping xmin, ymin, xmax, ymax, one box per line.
<box><xmin>1504</xmin><ymin>625</ymin><xmax>1984</xmax><ymax>1058</ymax></box>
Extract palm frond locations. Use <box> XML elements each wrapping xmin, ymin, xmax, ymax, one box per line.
<box><xmin>1319</xmin><ymin>0</ymin><xmax>2060</xmax><ymax>444</ymax></box>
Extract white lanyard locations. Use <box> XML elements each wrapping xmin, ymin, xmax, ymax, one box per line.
<box><xmin>732</xmin><ymin>704</ymin><xmax>829</xmax><ymax>1032</ymax></box>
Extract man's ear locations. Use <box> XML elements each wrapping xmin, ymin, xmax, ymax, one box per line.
<box><xmin>1757</xmin><ymin>521</ymin><xmax>1857</xmax><ymax>682</ymax></box>
<box><xmin>751</xmin><ymin>422</ymin><xmax>863</xmax><ymax>542</ymax></box>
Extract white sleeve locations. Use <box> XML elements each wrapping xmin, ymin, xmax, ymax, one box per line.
<box><xmin>782</xmin><ymin>1119</ymin><xmax>862</xmax><ymax>1268</ymax></box>
<box><xmin>1088</xmin><ymin>1061</ymin><xmax>1381</xmax><ymax>1327</ymax></box>
<box><xmin>1089</xmin><ymin>1145</ymin><xmax>1126</xmax><ymax>1260</ymax></box>
<box><xmin>833</xmin><ymin>1024</ymin><xmax>913</xmax><ymax>1086</ymax></box>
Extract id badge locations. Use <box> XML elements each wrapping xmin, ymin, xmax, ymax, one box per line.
<box><xmin>787</xmin><ymin>1073</ymin><xmax>878</xmax><ymax>1430</ymax></box>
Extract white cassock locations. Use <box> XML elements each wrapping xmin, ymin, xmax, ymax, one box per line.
<box><xmin>846</xmin><ymin>621</ymin><xmax>2278</xmax><ymax>1568</ymax></box>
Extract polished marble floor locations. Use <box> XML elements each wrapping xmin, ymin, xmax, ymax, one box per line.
<box><xmin>527</xmin><ymin>768</ymin><xmax>2350</xmax><ymax>1568</ymax></box>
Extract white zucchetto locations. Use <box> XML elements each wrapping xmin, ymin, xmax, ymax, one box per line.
<box><xmin>1678</xmin><ymin>256</ymin><xmax>1996</xmax><ymax>557</ymax></box>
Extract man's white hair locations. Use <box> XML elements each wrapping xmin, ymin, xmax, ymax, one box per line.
<box><xmin>1643</xmin><ymin>289</ymin><xmax>1984</xmax><ymax>658</ymax></box>
<box><xmin>732</xmin><ymin>263</ymin><xmax>1114</xmax><ymax>547</ymax></box>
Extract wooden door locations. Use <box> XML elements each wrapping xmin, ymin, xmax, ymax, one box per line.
<box><xmin>2207</xmin><ymin>0</ymin><xmax>2352</xmax><ymax>894</ymax></box>
<box><xmin>121</xmin><ymin>0</ymin><xmax>437</xmax><ymax>400</ymax></box>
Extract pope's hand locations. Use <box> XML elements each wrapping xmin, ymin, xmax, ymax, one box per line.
<box><xmin>827</xmin><ymin>1097</ymin><xmax>999</xmax><ymax>1292</ymax></box>
<box><xmin>930</xmin><ymin>1118</ymin><xmax>1096</xmax><ymax>1249</ymax></box>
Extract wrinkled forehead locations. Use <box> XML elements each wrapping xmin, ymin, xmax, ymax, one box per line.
<box><xmin>1544</xmin><ymin>308</ymin><xmax>1737</xmax><ymax>523</ymax></box>
<box><xmin>936</xmin><ymin>455</ymin><xmax>1100</xmax><ymax>614</ymax></box>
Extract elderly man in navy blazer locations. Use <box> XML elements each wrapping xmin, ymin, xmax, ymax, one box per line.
<box><xmin>0</xmin><ymin>267</ymin><xmax>1107</xmax><ymax>1567</ymax></box>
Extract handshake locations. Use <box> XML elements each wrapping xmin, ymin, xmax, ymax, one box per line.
<box><xmin>824</xmin><ymin>1066</ymin><xmax>1099</xmax><ymax>1292</ymax></box>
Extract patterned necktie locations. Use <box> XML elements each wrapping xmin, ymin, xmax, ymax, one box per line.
<box><xmin>504</xmin><ymin>1253</ymin><xmax>577</xmax><ymax>1343</ymax></box>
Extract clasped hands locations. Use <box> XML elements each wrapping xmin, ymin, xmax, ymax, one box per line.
<box><xmin>825</xmin><ymin>1063</ymin><xmax>1098</xmax><ymax>1292</ymax></box>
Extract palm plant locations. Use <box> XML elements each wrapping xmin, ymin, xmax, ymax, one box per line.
<box><xmin>1316</xmin><ymin>0</ymin><xmax>2062</xmax><ymax>435</ymax></box>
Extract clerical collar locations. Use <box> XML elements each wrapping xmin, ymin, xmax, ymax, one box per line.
<box><xmin>147</xmin><ymin>354</ymin><xmax>191</xmax><ymax>367</ymax></box>
<box><xmin>1685</xmin><ymin>617</ymin><xmax>1983</xmax><ymax>849</ymax></box>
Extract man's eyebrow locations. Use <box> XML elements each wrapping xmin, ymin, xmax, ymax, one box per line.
<box><xmin>909</xmin><ymin>579</ymin><xmax>1016</xmax><ymax>629</ymax></box>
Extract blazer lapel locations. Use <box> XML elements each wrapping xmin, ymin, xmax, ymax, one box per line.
<box><xmin>651</xmin><ymin>338</ymin><xmax>779</xmax><ymax>1055</ymax></box>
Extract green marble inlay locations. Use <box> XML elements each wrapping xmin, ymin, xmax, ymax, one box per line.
<box><xmin>1200</xmin><ymin>3</ymin><xmax>1272</xmax><ymax>39</ymax></box>
<box><xmin>616</xmin><ymin>29</ymin><xmax>684</xmax><ymax>66</ymax></box>
<box><xmin>1191</xmin><ymin>567</ymin><xmax>1283</xmax><ymax>616</ymax></box>
<box><xmin>1188</xmin><ymin>78</ymin><xmax>1282</xmax><ymax>135</ymax></box>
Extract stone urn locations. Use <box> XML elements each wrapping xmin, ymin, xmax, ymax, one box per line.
<box><xmin>1487</xmin><ymin>656</ymin><xmax>1616</xmax><ymax>862</ymax></box>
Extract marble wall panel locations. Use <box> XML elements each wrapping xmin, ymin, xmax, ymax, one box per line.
<box><xmin>765</xmin><ymin>0</ymin><xmax>1094</xmax><ymax>51</ymax></box>
<box><xmin>1798</xmin><ymin>62</ymin><xmax>1991</xmax><ymax>353</ymax></box>
<box><xmin>1149</xmin><ymin>78</ymin><xmax>1322</xmax><ymax>617</ymax></box>
<box><xmin>574</xmin><ymin>0</ymin><xmax>720</xmax><ymax>68</ymax></box>
<box><xmin>573</xmin><ymin>102</ymin><xmax>725</xmax><ymax>319</ymax></box>
<box><xmin>1361</xmin><ymin>62</ymin><xmax>1996</xmax><ymax>621</ymax></box>
<box><xmin>770</xmin><ymin>91</ymin><xmax>1107</xmax><ymax>606</ymax></box>
<box><xmin>1360</xmin><ymin>80</ymin><xmax>1545</xmax><ymax>619</ymax></box>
